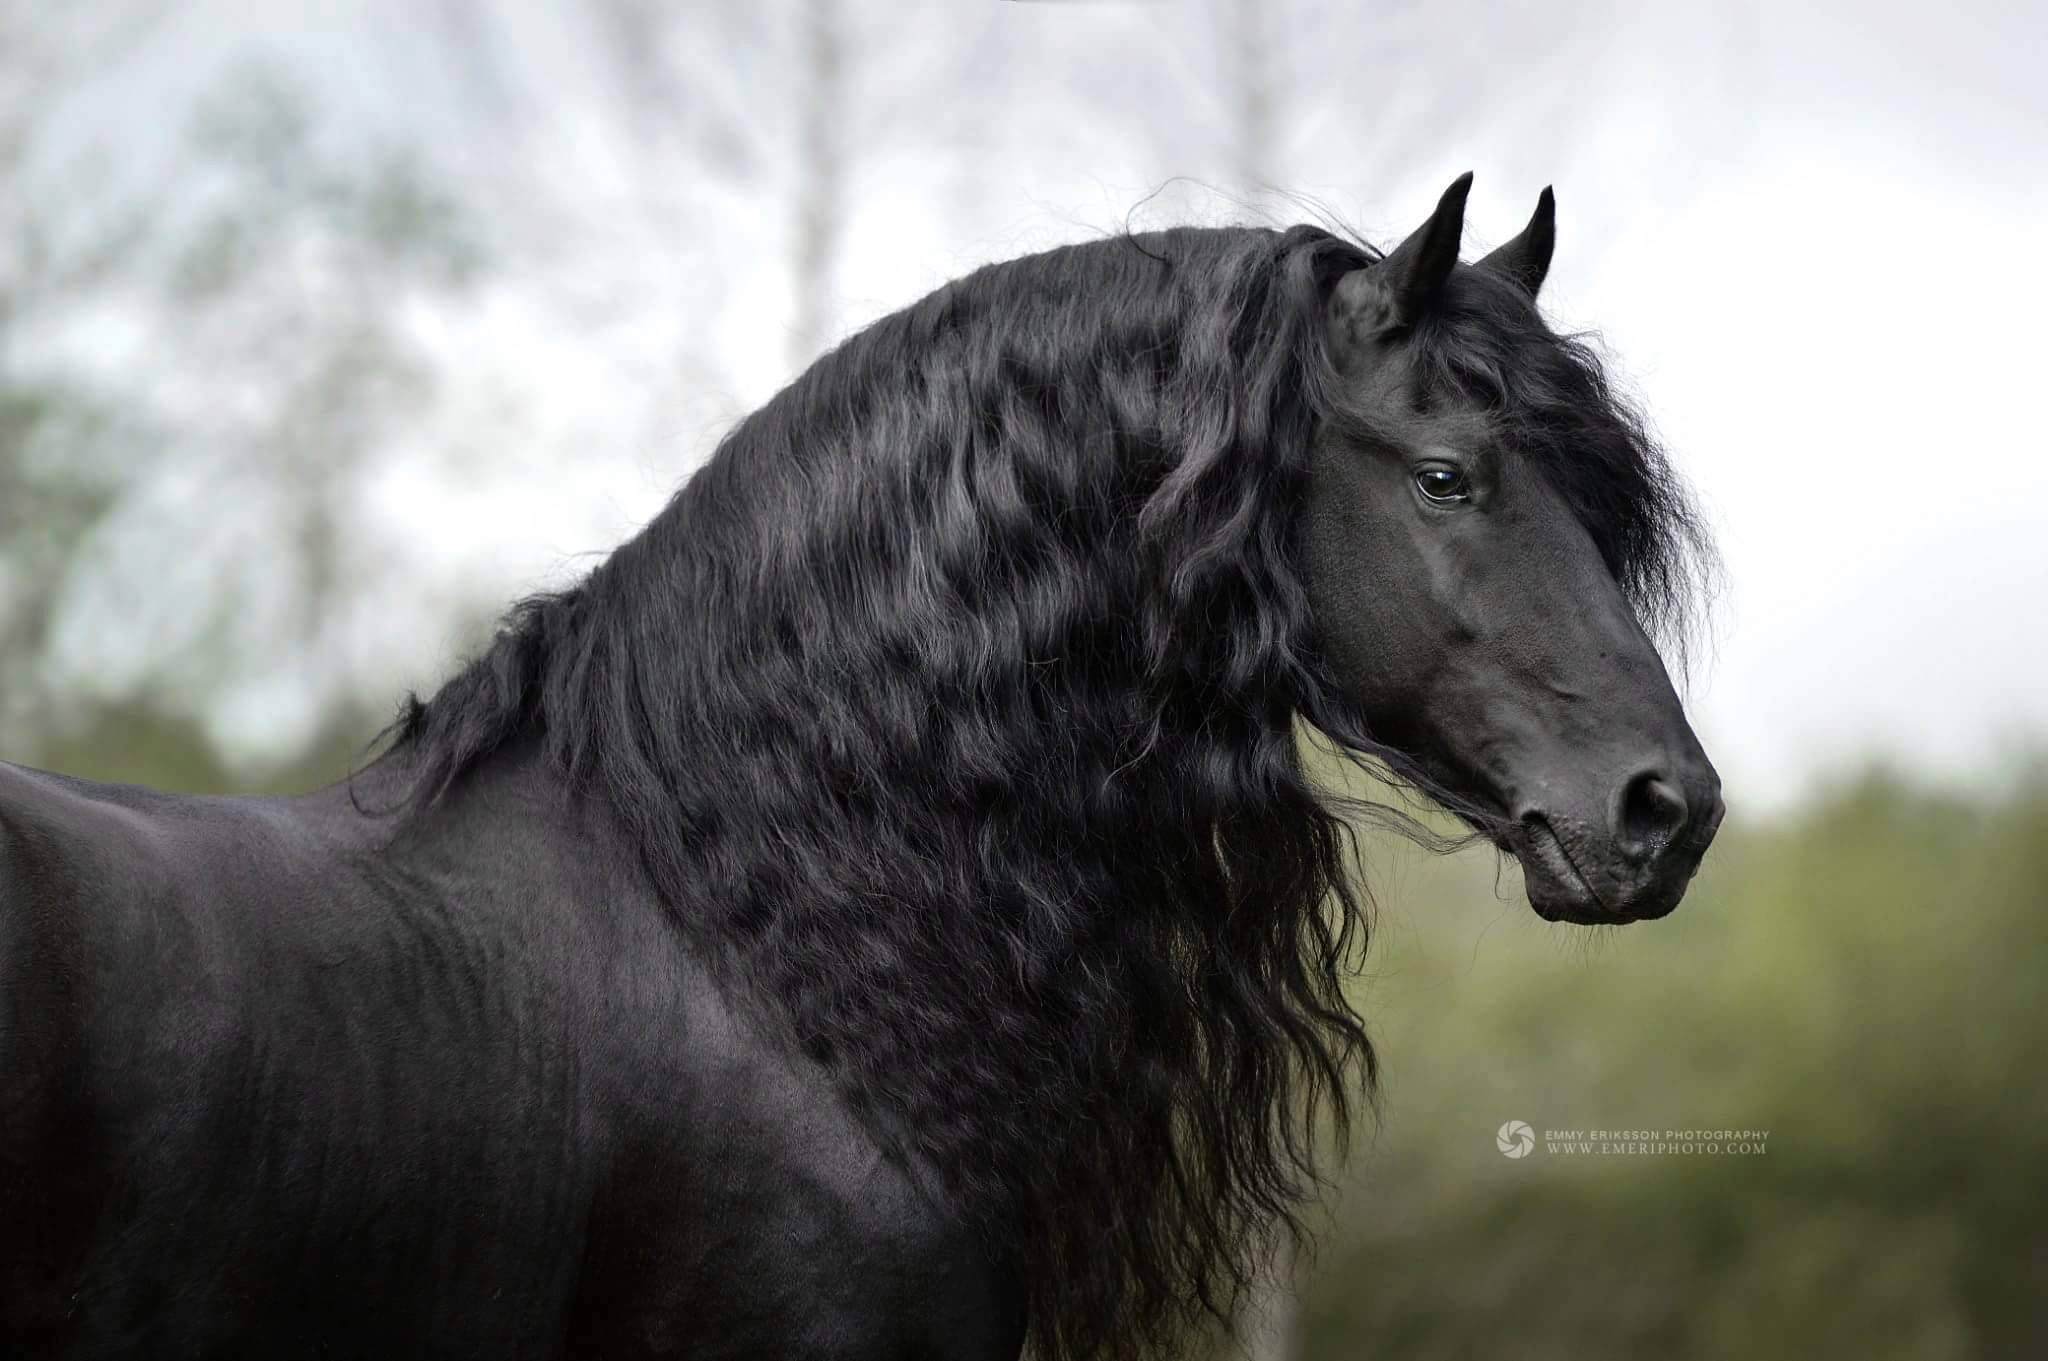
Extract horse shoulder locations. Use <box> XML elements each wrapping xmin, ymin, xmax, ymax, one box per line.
<box><xmin>0</xmin><ymin>761</ymin><xmax>261</xmax><ymax>1345</ymax></box>
<box><xmin>0</xmin><ymin>763</ymin><xmax>105</xmax><ymax>1339</ymax></box>
<box><xmin>566</xmin><ymin>929</ymin><xmax>1025</xmax><ymax>1361</ymax></box>
<box><xmin>0</xmin><ymin>761</ymin><xmax>190</xmax><ymax>1110</ymax></box>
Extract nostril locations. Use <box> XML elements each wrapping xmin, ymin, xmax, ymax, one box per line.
<box><xmin>1618</xmin><ymin>771</ymin><xmax>1689</xmax><ymax>859</ymax></box>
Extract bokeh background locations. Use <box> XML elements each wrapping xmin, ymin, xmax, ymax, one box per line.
<box><xmin>4</xmin><ymin>2</ymin><xmax>2043</xmax><ymax>1357</ymax></box>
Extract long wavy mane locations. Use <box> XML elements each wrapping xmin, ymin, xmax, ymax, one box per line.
<box><xmin>387</xmin><ymin>222</ymin><xmax>1705</xmax><ymax>1360</ymax></box>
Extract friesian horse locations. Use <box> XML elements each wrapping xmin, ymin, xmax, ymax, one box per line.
<box><xmin>0</xmin><ymin>176</ymin><xmax>1721</xmax><ymax>1360</ymax></box>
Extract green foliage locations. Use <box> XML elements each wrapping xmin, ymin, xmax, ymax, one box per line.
<box><xmin>1296</xmin><ymin>764</ymin><xmax>2048</xmax><ymax>1359</ymax></box>
<box><xmin>21</xmin><ymin>699</ymin><xmax>371</xmax><ymax>796</ymax></box>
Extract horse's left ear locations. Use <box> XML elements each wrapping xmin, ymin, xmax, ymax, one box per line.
<box><xmin>1327</xmin><ymin>172</ymin><xmax>1473</xmax><ymax>359</ymax></box>
<box><xmin>1478</xmin><ymin>186</ymin><xmax>1556</xmax><ymax>299</ymax></box>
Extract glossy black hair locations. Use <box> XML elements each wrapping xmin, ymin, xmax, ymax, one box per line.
<box><xmin>389</xmin><ymin>221</ymin><xmax>1705</xmax><ymax>1361</ymax></box>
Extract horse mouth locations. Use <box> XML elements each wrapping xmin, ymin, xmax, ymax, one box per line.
<box><xmin>1513</xmin><ymin>817</ymin><xmax>1617</xmax><ymax>925</ymax></box>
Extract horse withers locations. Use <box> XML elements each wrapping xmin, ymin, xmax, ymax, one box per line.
<box><xmin>0</xmin><ymin>177</ymin><xmax>1719</xmax><ymax>1360</ymax></box>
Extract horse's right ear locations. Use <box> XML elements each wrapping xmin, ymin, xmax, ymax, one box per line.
<box><xmin>1478</xmin><ymin>186</ymin><xmax>1556</xmax><ymax>298</ymax></box>
<box><xmin>1327</xmin><ymin>172</ymin><xmax>1473</xmax><ymax>358</ymax></box>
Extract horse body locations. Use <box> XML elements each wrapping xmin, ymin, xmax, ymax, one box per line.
<box><xmin>2</xmin><ymin>178</ymin><xmax>1721</xmax><ymax>1359</ymax></box>
<box><xmin>0</xmin><ymin>752</ymin><xmax>1019</xmax><ymax>1359</ymax></box>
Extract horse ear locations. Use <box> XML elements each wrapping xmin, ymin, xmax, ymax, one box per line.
<box><xmin>1327</xmin><ymin>172</ymin><xmax>1473</xmax><ymax>354</ymax></box>
<box><xmin>1478</xmin><ymin>186</ymin><xmax>1556</xmax><ymax>299</ymax></box>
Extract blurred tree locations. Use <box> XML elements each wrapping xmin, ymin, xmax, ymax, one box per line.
<box><xmin>0</xmin><ymin>0</ymin><xmax>167</xmax><ymax>763</ymax></box>
<box><xmin>1228</xmin><ymin>0</ymin><xmax>1275</xmax><ymax>214</ymax></box>
<box><xmin>579</xmin><ymin>0</ymin><xmax>958</xmax><ymax>373</ymax></box>
<box><xmin>1</xmin><ymin>44</ymin><xmax>483</xmax><ymax>789</ymax></box>
<box><xmin>790</xmin><ymin>0</ymin><xmax>843</xmax><ymax>369</ymax></box>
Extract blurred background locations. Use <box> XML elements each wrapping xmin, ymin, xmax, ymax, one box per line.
<box><xmin>3</xmin><ymin>1</ymin><xmax>2042</xmax><ymax>1356</ymax></box>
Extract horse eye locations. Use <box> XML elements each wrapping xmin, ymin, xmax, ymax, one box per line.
<box><xmin>1414</xmin><ymin>465</ymin><xmax>1471</xmax><ymax>503</ymax></box>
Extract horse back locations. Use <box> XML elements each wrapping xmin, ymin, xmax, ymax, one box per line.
<box><xmin>0</xmin><ymin>759</ymin><xmax>1020</xmax><ymax>1360</ymax></box>
<box><xmin>0</xmin><ymin>759</ymin><xmax>592</xmax><ymax>1353</ymax></box>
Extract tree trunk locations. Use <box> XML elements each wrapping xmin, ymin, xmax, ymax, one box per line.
<box><xmin>790</xmin><ymin>0</ymin><xmax>843</xmax><ymax>369</ymax></box>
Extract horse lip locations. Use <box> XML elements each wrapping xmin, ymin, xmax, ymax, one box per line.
<box><xmin>1516</xmin><ymin>815</ymin><xmax>1616</xmax><ymax>924</ymax></box>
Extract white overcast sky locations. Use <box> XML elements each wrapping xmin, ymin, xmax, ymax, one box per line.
<box><xmin>30</xmin><ymin>0</ymin><xmax>2048</xmax><ymax>807</ymax></box>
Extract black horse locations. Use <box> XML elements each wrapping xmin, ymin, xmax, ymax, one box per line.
<box><xmin>0</xmin><ymin>176</ymin><xmax>1720</xmax><ymax>1360</ymax></box>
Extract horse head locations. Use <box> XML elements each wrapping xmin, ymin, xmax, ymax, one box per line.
<box><xmin>1306</xmin><ymin>174</ymin><xmax>1723</xmax><ymax>923</ymax></box>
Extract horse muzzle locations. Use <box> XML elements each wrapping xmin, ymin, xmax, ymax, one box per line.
<box><xmin>1506</xmin><ymin>761</ymin><xmax>1725</xmax><ymax>924</ymax></box>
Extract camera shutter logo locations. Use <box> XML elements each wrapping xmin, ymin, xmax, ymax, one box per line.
<box><xmin>1496</xmin><ymin>1120</ymin><xmax>1536</xmax><ymax>1159</ymax></box>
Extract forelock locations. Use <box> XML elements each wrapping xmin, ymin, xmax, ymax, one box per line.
<box><xmin>1409</xmin><ymin>267</ymin><xmax>1717</xmax><ymax>662</ymax></box>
